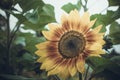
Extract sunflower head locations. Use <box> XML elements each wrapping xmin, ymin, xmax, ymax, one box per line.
<box><xmin>35</xmin><ymin>9</ymin><xmax>105</xmax><ymax>79</ymax></box>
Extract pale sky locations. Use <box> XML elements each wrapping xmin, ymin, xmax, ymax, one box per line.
<box><xmin>43</xmin><ymin>0</ymin><xmax>109</xmax><ymax>22</ymax></box>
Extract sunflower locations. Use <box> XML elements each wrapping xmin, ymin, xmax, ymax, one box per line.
<box><xmin>35</xmin><ymin>9</ymin><xmax>105</xmax><ymax>78</ymax></box>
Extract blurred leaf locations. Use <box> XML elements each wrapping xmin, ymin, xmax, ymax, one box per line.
<box><xmin>62</xmin><ymin>1</ymin><xmax>81</xmax><ymax>13</ymax></box>
<box><xmin>25</xmin><ymin>4</ymin><xmax>56</xmax><ymax>31</ymax></box>
<box><xmin>13</xmin><ymin>13</ymin><xmax>40</xmax><ymax>30</ymax></box>
<box><xmin>91</xmin><ymin>70</ymin><xmax>120</xmax><ymax>80</ymax></box>
<box><xmin>0</xmin><ymin>74</ymin><xmax>41</xmax><ymax>80</ymax></box>
<box><xmin>0</xmin><ymin>44</ymin><xmax>7</xmax><ymax>65</ymax></box>
<box><xmin>25</xmin><ymin>37</ymin><xmax>45</xmax><ymax>53</ymax></box>
<box><xmin>16</xmin><ymin>0</ymin><xmax>44</xmax><ymax>13</ymax></box>
<box><xmin>87</xmin><ymin>56</ymin><xmax>120</xmax><ymax>80</ymax></box>
<box><xmin>111</xmin><ymin>56</ymin><xmax>120</xmax><ymax>66</ymax></box>
<box><xmin>22</xmin><ymin>53</ymin><xmax>35</xmax><ymax>61</ymax></box>
<box><xmin>38</xmin><ymin>4</ymin><xmax>56</xmax><ymax>26</ymax></box>
<box><xmin>103</xmin><ymin>36</ymin><xmax>113</xmax><ymax>50</ymax></box>
<box><xmin>14</xmin><ymin>37</ymin><xmax>25</xmax><ymax>46</ymax></box>
<box><xmin>109</xmin><ymin>22</ymin><xmax>120</xmax><ymax>44</ymax></box>
<box><xmin>0</xmin><ymin>0</ymin><xmax>13</xmax><ymax>9</ymax></box>
<box><xmin>25</xmin><ymin>9</ymin><xmax>39</xmax><ymax>24</ymax></box>
<box><xmin>91</xmin><ymin>10</ymin><xmax>119</xmax><ymax>32</ymax></box>
<box><xmin>86</xmin><ymin>57</ymin><xmax>109</xmax><ymax>75</ymax></box>
<box><xmin>86</xmin><ymin>57</ymin><xmax>110</xmax><ymax>69</ymax></box>
<box><xmin>18</xmin><ymin>32</ymin><xmax>46</xmax><ymax>53</ymax></box>
<box><xmin>13</xmin><ymin>4</ymin><xmax>56</xmax><ymax>31</ymax></box>
<box><xmin>108</xmin><ymin>0</ymin><xmax>120</xmax><ymax>6</ymax></box>
<box><xmin>12</xmin><ymin>13</ymin><xmax>27</xmax><ymax>24</ymax></box>
<box><xmin>112</xmin><ymin>7</ymin><xmax>120</xmax><ymax>19</ymax></box>
<box><xmin>0</xmin><ymin>14</ymin><xmax>6</xmax><ymax>26</ymax></box>
<box><xmin>40</xmin><ymin>4</ymin><xmax>55</xmax><ymax>18</ymax></box>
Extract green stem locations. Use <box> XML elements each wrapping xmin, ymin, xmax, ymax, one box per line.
<box><xmin>5</xmin><ymin>11</ymin><xmax>10</xmax><ymax>65</ymax></box>
<box><xmin>9</xmin><ymin>23</ymin><xmax>21</xmax><ymax>47</ymax></box>
<box><xmin>79</xmin><ymin>0</ymin><xmax>88</xmax><ymax>11</ymax></box>
<box><xmin>79</xmin><ymin>72</ymin><xmax>82</xmax><ymax>80</ymax></box>
<box><xmin>54</xmin><ymin>75</ymin><xmax>60</xmax><ymax>80</ymax></box>
<box><xmin>84</xmin><ymin>65</ymin><xmax>89</xmax><ymax>80</ymax></box>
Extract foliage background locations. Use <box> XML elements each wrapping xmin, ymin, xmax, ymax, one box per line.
<box><xmin>0</xmin><ymin>0</ymin><xmax>120</xmax><ymax>80</ymax></box>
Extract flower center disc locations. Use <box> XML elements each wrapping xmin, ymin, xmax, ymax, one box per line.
<box><xmin>58</xmin><ymin>31</ymin><xmax>86</xmax><ymax>58</ymax></box>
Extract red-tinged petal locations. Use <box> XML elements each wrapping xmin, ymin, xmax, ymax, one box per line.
<box><xmin>76</xmin><ymin>55</ymin><xmax>85</xmax><ymax>73</ymax></box>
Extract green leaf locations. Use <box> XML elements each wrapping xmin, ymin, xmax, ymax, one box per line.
<box><xmin>90</xmin><ymin>70</ymin><xmax>120</xmax><ymax>80</ymax></box>
<box><xmin>62</xmin><ymin>1</ymin><xmax>81</xmax><ymax>13</ymax></box>
<box><xmin>22</xmin><ymin>53</ymin><xmax>35</xmax><ymax>61</ymax></box>
<box><xmin>25</xmin><ymin>37</ymin><xmax>45</xmax><ymax>53</ymax></box>
<box><xmin>12</xmin><ymin>13</ymin><xmax>27</xmax><ymax>24</ymax></box>
<box><xmin>14</xmin><ymin>37</ymin><xmax>25</xmax><ymax>46</ymax></box>
<box><xmin>18</xmin><ymin>32</ymin><xmax>46</xmax><ymax>54</ymax></box>
<box><xmin>0</xmin><ymin>74</ymin><xmax>40</xmax><ymax>80</ymax></box>
<box><xmin>13</xmin><ymin>13</ymin><xmax>40</xmax><ymax>30</ymax></box>
<box><xmin>112</xmin><ymin>7</ymin><xmax>120</xmax><ymax>19</ymax></box>
<box><xmin>13</xmin><ymin>4</ymin><xmax>56</xmax><ymax>31</ymax></box>
<box><xmin>91</xmin><ymin>10</ymin><xmax>119</xmax><ymax>32</ymax></box>
<box><xmin>16</xmin><ymin>0</ymin><xmax>44</xmax><ymax>13</ymax></box>
<box><xmin>111</xmin><ymin>56</ymin><xmax>120</xmax><ymax>66</ymax></box>
<box><xmin>87</xmin><ymin>56</ymin><xmax>120</xmax><ymax>80</ymax></box>
<box><xmin>38</xmin><ymin>4</ymin><xmax>56</xmax><ymax>24</ymax></box>
<box><xmin>40</xmin><ymin>4</ymin><xmax>55</xmax><ymax>18</ymax></box>
<box><xmin>25</xmin><ymin>9</ymin><xmax>39</xmax><ymax>24</ymax></box>
<box><xmin>108</xmin><ymin>0</ymin><xmax>120</xmax><ymax>6</ymax></box>
<box><xmin>0</xmin><ymin>44</ymin><xmax>7</xmax><ymax>65</ymax></box>
<box><xmin>109</xmin><ymin>22</ymin><xmax>120</xmax><ymax>44</ymax></box>
<box><xmin>86</xmin><ymin>56</ymin><xmax>110</xmax><ymax>69</ymax></box>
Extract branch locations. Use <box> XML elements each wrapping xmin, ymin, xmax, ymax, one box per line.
<box><xmin>5</xmin><ymin>11</ymin><xmax>10</xmax><ymax>65</ymax></box>
<box><xmin>79</xmin><ymin>0</ymin><xmax>88</xmax><ymax>11</ymax></box>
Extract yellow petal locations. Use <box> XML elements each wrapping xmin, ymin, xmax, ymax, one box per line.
<box><xmin>90</xmin><ymin>49</ymin><xmax>105</xmax><ymax>55</ymax></box>
<box><xmin>40</xmin><ymin>57</ymin><xmax>57</xmax><ymax>70</ymax></box>
<box><xmin>42</xmin><ymin>31</ymin><xmax>54</xmax><ymax>41</ymax></box>
<box><xmin>61</xmin><ymin>13</ymin><xmax>69</xmax><ymax>24</ymax></box>
<box><xmin>58</xmin><ymin>68</ymin><xmax>70</xmax><ymax>79</ymax></box>
<box><xmin>36</xmin><ymin>41</ymin><xmax>49</xmax><ymax>49</ymax></box>
<box><xmin>87</xmin><ymin>34</ymin><xmax>104</xmax><ymax>43</ymax></box>
<box><xmin>93</xmin><ymin>25</ymin><xmax>102</xmax><ymax>33</ymax></box>
<box><xmin>87</xmin><ymin>42</ymin><xmax>102</xmax><ymax>50</ymax></box>
<box><xmin>48</xmin><ymin>23</ymin><xmax>60</xmax><ymax>31</ymax></box>
<box><xmin>48</xmin><ymin>59</ymin><xmax>69</xmax><ymax>77</ymax></box>
<box><xmin>46</xmin><ymin>56</ymin><xmax>63</xmax><ymax>71</ymax></box>
<box><xmin>40</xmin><ymin>63</ymin><xmax>46</xmax><ymax>70</ymax></box>
<box><xmin>37</xmin><ymin>57</ymin><xmax>45</xmax><ymax>62</ymax></box>
<box><xmin>42</xmin><ymin>29</ymin><xmax>62</xmax><ymax>41</ymax></box>
<box><xmin>69</xmin><ymin>9</ymin><xmax>81</xmax><ymax>24</ymax></box>
<box><xmin>68</xmin><ymin>58</ymin><xmax>77</xmax><ymax>76</ymax></box>
<box><xmin>76</xmin><ymin>55</ymin><xmax>85</xmax><ymax>73</ymax></box>
<box><xmin>88</xmin><ymin>19</ymin><xmax>97</xmax><ymax>28</ymax></box>
<box><xmin>96</xmin><ymin>39</ymin><xmax>105</xmax><ymax>46</ymax></box>
<box><xmin>35</xmin><ymin>49</ymin><xmax>47</xmax><ymax>57</ymax></box>
<box><xmin>82</xmin><ymin>19</ymin><xmax>97</xmax><ymax>34</ymax></box>
<box><xmin>61</xmin><ymin>13</ymin><xmax>73</xmax><ymax>31</ymax></box>
<box><xmin>47</xmin><ymin>60</ymin><xmax>65</xmax><ymax>76</ymax></box>
<box><xmin>89</xmin><ymin>54</ymin><xmax>101</xmax><ymax>57</ymax></box>
<box><xmin>80</xmin><ymin>12</ymin><xmax>90</xmax><ymax>27</ymax></box>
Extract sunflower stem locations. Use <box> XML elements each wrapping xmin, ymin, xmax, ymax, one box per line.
<box><xmin>5</xmin><ymin>11</ymin><xmax>10</xmax><ymax>66</ymax></box>
<box><xmin>9</xmin><ymin>23</ymin><xmax>21</xmax><ymax>48</ymax></box>
<box><xmin>54</xmin><ymin>75</ymin><xmax>60</xmax><ymax>80</ymax></box>
<box><xmin>79</xmin><ymin>72</ymin><xmax>82</xmax><ymax>80</ymax></box>
<box><xmin>84</xmin><ymin>65</ymin><xmax>89</xmax><ymax>80</ymax></box>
